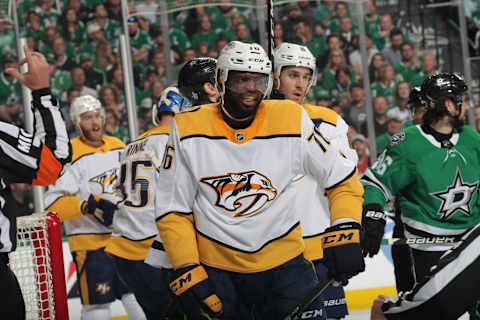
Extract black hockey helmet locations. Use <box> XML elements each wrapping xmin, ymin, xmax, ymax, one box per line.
<box><xmin>407</xmin><ymin>86</ymin><xmax>425</xmax><ymax>110</ymax></box>
<box><xmin>421</xmin><ymin>73</ymin><xmax>467</xmax><ymax>111</ymax></box>
<box><xmin>178</xmin><ymin>57</ymin><xmax>217</xmax><ymax>106</ymax></box>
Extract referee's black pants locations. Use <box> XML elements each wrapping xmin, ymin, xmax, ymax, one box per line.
<box><xmin>0</xmin><ymin>253</ymin><xmax>25</xmax><ymax>320</ymax></box>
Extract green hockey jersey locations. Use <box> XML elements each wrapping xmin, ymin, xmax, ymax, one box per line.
<box><xmin>363</xmin><ymin>125</ymin><xmax>480</xmax><ymax>240</ymax></box>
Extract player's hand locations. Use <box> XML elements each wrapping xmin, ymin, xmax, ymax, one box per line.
<box><xmin>169</xmin><ymin>264</ymin><xmax>223</xmax><ymax>319</ymax></box>
<box><xmin>81</xmin><ymin>194</ymin><xmax>117</xmax><ymax>227</ymax></box>
<box><xmin>4</xmin><ymin>45</ymin><xmax>49</xmax><ymax>90</ymax></box>
<box><xmin>322</xmin><ymin>222</ymin><xmax>365</xmax><ymax>285</ymax></box>
<box><xmin>362</xmin><ymin>203</ymin><xmax>387</xmax><ymax>258</ymax></box>
<box><xmin>370</xmin><ymin>295</ymin><xmax>388</xmax><ymax>320</ymax></box>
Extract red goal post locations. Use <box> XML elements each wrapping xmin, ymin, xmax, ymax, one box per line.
<box><xmin>10</xmin><ymin>212</ymin><xmax>69</xmax><ymax>320</ymax></box>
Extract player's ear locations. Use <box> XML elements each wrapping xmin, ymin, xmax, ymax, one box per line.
<box><xmin>203</xmin><ymin>82</ymin><xmax>216</xmax><ymax>96</ymax></box>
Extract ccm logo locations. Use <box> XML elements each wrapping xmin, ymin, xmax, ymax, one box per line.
<box><xmin>323</xmin><ymin>232</ymin><xmax>354</xmax><ymax>244</ymax></box>
<box><xmin>170</xmin><ymin>273</ymin><xmax>192</xmax><ymax>293</ymax></box>
<box><xmin>301</xmin><ymin>309</ymin><xmax>323</xmax><ymax>318</ymax></box>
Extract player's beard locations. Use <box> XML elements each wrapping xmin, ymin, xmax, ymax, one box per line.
<box><xmin>222</xmin><ymin>87</ymin><xmax>262</xmax><ymax>123</ymax></box>
<box><xmin>80</xmin><ymin>122</ymin><xmax>104</xmax><ymax>146</ymax></box>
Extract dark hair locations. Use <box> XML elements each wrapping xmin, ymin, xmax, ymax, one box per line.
<box><xmin>390</xmin><ymin>28</ymin><xmax>403</xmax><ymax>40</ymax></box>
<box><xmin>335</xmin><ymin>65</ymin><xmax>350</xmax><ymax>81</ymax></box>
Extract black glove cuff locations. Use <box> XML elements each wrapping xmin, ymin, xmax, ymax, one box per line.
<box><xmin>31</xmin><ymin>88</ymin><xmax>52</xmax><ymax>100</ymax></box>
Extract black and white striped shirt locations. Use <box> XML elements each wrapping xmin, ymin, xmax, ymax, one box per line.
<box><xmin>0</xmin><ymin>88</ymin><xmax>71</xmax><ymax>253</ymax></box>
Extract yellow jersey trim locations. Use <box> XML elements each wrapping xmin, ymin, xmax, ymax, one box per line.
<box><xmin>197</xmin><ymin>223</ymin><xmax>305</xmax><ymax>273</ymax></box>
<box><xmin>67</xmin><ymin>233</ymin><xmax>111</xmax><ymax>252</ymax></box>
<box><xmin>71</xmin><ymin>135</ymin><xmax>125</xmax><ymax>163</ymax></box>
<box><xmin>105</xmin><ymin>236</ymin><xmax>155</xmax><ymax>261</ymax></box>
<box><xmin>326</xmin><ymin>170</ymin><xmax>364</xmax><ymax>224</ymax></box>
<box><xmin>303</xmin><ymin>234</ymin><xmax>324</xmax><ymax>261</ymax></box>
<box><xmin>134</xmin><ymin>125</ymin><xmax>171</xmax><ymax>141</ymax></box>
<box><xmin>302</xmin><ymin>104</ymin><xmax>339</xmax><ymax>126</ymax></box>
<box><xmin>47</xmin><ymin>196</ymin><xmax>83</xmax><ymax>221</ymax></box>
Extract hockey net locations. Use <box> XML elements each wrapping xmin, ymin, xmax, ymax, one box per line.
<box><xmin>9</xmin><ymin>212</ymin><xmax>69</xmax><ymax>320</ymax></box>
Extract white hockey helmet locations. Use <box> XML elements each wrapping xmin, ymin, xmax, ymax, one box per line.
<box><xmin>70</xmin><ymin>95</ymin><xmax>105</xmax><ymax>124</ymax></box>
<box><xmin>216</xmin><ymin>41</ymin><xmax>273</xmax><ymax>99</ymax></box>
<box><xmin>273</xmin><ymin>42</ymin><xmax>317</xmax><ymax>90</ymax></box>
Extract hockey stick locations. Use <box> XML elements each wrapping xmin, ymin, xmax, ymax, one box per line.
<box><xmin>381</xmin><ymin>235</ymin><xmax>462</xmax><ymax>246</ymax></box>
<box><xmin>267</xmin><ymin>0</ymin><xmax>274</xmax><ymax>68</ymax></box>
<box><xmin>283</xmin><ymin>278</ymin><xmax>336</xmax><ymax>320</ymax></box>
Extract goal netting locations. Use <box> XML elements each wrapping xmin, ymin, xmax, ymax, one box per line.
<box><xmin>10</xmin><ymin>212</ymin><xmax>69</xmax><ymax>320</ymax></box>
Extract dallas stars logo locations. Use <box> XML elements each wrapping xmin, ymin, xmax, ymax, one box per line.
<box><xmin>431</xmin><ymin>169</ymin><xmax>478</xmax><ymax>221</ymax></box>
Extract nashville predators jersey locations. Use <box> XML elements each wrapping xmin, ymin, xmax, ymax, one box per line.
<box><xmin>154</xmin><ymin>100</ymin><xmax>363</xmax><ymax>273</ymax></box>
<box><xmin>105</xmin><ymin>126</ymin><xmax>170</xmax><ymax>261</ymax></box>
<box><xmin>298</xmin><ymin>104</ymin><xmax>359</xmax><ymax>261</ymax></box>
<box><xmin>45</xmin><ymin>135</ymin><xmax>125</xmax><ymax>252</ymax></box>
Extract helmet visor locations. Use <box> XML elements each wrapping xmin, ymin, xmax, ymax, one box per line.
<box><xmin>226</xmin><ymin>71</ymin><xmax>270</xmax><ymax>96</ymax></box>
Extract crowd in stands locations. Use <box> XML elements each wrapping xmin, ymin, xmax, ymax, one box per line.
<box><xmin>0</xmin><ymin>0</ymin><xmax>479</xmax><ymax>176</ymax></box>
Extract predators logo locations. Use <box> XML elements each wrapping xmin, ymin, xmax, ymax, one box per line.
<box><xmin>200</xmin><ymin>170</ymin><xmax>277</xmax><ymax>217</ymax></box>
<box><xmin>89</xmin><ymin>167</ymin><xmax>120</xmax><ymax>194</ymax></box>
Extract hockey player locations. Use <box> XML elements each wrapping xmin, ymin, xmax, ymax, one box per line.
<box><xmin>370</xmin><ymin>222</ymin><xmax>480</xmax><ymax>319</ymax></box>
<box><xmin>273</xmin><ymin>42</ymin><xmax>357</xmax><ymax>319</ymax></box>
<box><xmin>178</xmin><ymin>57</ymin><xmax>219</xmax><ymax>106</ymax></box>
<box><xmin>361</xmin><ymin>73</ymin><xmax>480</xmax><ymax>288</ymax></box>
<box><xmin>154</xmin><ymin>41</ymin><xmax>364</xmax><ymax>320</ymax></box>
<box><xmin>45</xmin><ymin>95</ymin><xmax>145</xmax><ymax>320</ymax></box>
<box><xmin>105</xmin><ymin>87</ymin><xmax>187</xmax><ymax>319</ymax></box>
<box><xmin>0</xmin><ymin>46</ymin><xmax>71</xmax><ymax>320</ymax></box>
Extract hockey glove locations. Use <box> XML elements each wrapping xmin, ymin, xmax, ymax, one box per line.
<box><xmin>322</xmin><ymin>222</ymin><xmax>365</xmax><ymax>285</ymax></box>
<box><xmin>362</xmin><ymin>203</ymin><xmax>387</xmax><ymax>258</ymax></box>
<box><xmin>81</xmin><ymin>194</ymin><xmax>117</xmax><ymax>227</ymax></box>
<box><xmin>169</xmin><ymin>264</ymin><xmax>223</xmax><ymax>320</ymax></box>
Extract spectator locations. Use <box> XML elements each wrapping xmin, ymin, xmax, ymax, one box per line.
<box><xmin>325</xmin><ymin>1</ymin><xmax>350</xmax><ymax>35</ymax></box>
<box><xmin>410</xmin><ymin>52</ymin><xmax>439</xmax><ymax>87</ymax></box>
<box><xmin>0</xmin><ymin>55</ymin><xmax>21</xmax><ymax>107</ymax></box>
<box><xmin>99</xmin><ymin>84</ymin><xmax>127</xmax><ymax>128</ymax></box>
<box><xmin>361</xmin><ymin>95</ymin><xmax>389</xmax><ymax>137</ymax></box>
<box><xmin>79</xmin><ymin>22</ymin><xmax>106</xmax><ymax>58</ymax></box>
<box><xmin>9</xmin><ymin>183</ymin><xmax>34</xmax><ymax>217</ymax></box>
<box><xmin>349</xmin><ymin>33</ymin><xmax>378</xmax><ymax>79</ymax></box>
<box><xmin>104</xmin><ymin>109</ymin><xmax>128</xmax><ymax>143</ymax></box>
<box><xmin>318</xmin><ymin>34</ymin><xmax>341</xmax><ymax>70</ymax></box>
<box><xmin>192</xmin><ymin>15</ymin><xmax>218</xmax><ymax>54</ymax></box>
<box><xmin>110</xmin><ymin>67</ymin><xmax>126</xmax><ymax>104</ymax></box>
<box><xmin>95</xmin><ymin>39</ymin><xmax>116</xmax><ymax>74</ymax></box>
<box><xmin>345</xmin><ymin>82</ymin><xmax>367</xmax><ymax>132</ymax></box>
<box><xmin>376</xmin><ymin>114</ymin><xmax>403</xmax><ymax>154</ymax></box>
<box><xmin>371</xmin><ymin>63</ymin><xmax>397</xmax><ymax>105</ymax></box>
<box><xmin>36</xmin><ymin>0</ymin><xmax>59</xmax><ymax>27</ymax></box>
<box><xmin>296</xmin><ymin>18</ymin><xmax>326</xmax><ymax>57</ymax></box>
<box><xmin>62</xmin><ymin>67</ymin><xmax>97</xmax><ymax>102</ymax></box>
<box><xmin>52</xmin><ymin>37</ymin><xmax>77</xmax><ymax>72</ymax></box>
<box><xmin>281</xmin><ymin>3</ymin><xmax>303</xmax><ymax>43</ymax></box>
<box><xmin>372</xmin><ymin>14</ymin><xmax>393</xmax><ymax>50</ymax></box>
<box><xmin>67</xmin><ymin>0</ymin><xmax>89</xmax><ymax>24</ymax></box>
<box><xmin>0</xmin><ymin>20</ymin><xmax>14</xmax><ymax>57</ymax></box>
<box><xmin>387</xmin><ymin>81</ymin><xmax>412</xmax><ymax>123</ymax></box>
<box><xmin>147</xmin><ymin>49</ymin><xmax>167</xmax><ymax>85</ymax></box>
<box><xmin>339</xmin><ymin>16</ymin><xmax>356</xmax><ymax>56</ymax></box>
<box><xmin>274</xmin><ymin>23</ymin><xmax>284</xmax><ymax>48</ymax></box>
<box><xmin>47</xmin><ymin>56</ymin><xmax>71</xmax><ymax>100</ymax></box>
<box><xmin>106</xmin><ymin>0</ymin><xmax>122</xmax><ymax>22</ymax></box>
<box><xmin>364</xmin><ymin>0</ymin><xmax>380</xmax><ymax>35</ymax></box>
<box><xmin>79</xmin><ymin>53</ymin><xmax>104</xmax><ymax>91</ymax></box>
<box><xmin>128</xmin><ymin>16</ymin><xmax>153</xmax><ymax>62</ymax></box>
<box><xmin>381</xmin><ymin>27</ymin><xmax>404</xmax><ymax>65</ymax></box>
<box><xmin>220</xmin><ymin>11</ymin><xmax>248</xmax><ymax>42</ymax></box>
<box><xmin>62</xmin><ymin>87</ymin><xmax>81</xmax><ymax>138</ymax></box>
<box><xmin>139</xmin><ymin>80</ymin><xmax>164</xmax><ymax>124</ymax></box>
<box><xmin>93</xmin><ymin>4</ymin><xmax>120</xmax><ymax>49</ymax></box>
<box><xmin>136</xmin><ymin>0</ymin><xmax>159</xmax><ymax>25</ymax></box>
<box><xmin>298</xmin><ymin>0</ymin><xmax>316</xmax><ymax>23</ymax></box>
<box><xmin>235</xmin><ymin>23</ymin><xmax>253</xmax><ymax>43</ymax></box>
<box><xmin>169</xmin><ymin>25</ymin><xmax>192</xmax><ymax>53</ymax></box>
<box><xmin>328</xmin><ymin>99</ymin><xmax>344</xmax><ymax>117</ymax></box>
<box><xmin>59</xmin><ymin>8</ymin><xmax>86</xmax><ymax>49</ymax></box>
<box><xmin>394</xmin><ymin>42</ymin><xmax>422</xmax><ymax>83</ymax></box>
<box><xmin>331</xmin><ymin>65</ymin><xmax>353</xmax><ymax>99</ymax></box>
<box><xmin>316</xmin><ymin>0</ymin><xmax>336</xmax><ymax>26</ymax></box>
<box><xmin>368</xmin><ymin>52</ymin><xmax>385</xmax><ymax>83</ymax></box>
<box><xmin>24</xmin><ymin>11</ymin><xmax>43</xmax><ymax>44</ymax></box>
<box><xmin>351</xmin><ymin>134</ymin><xmax>370</xmax><ymax>177</ymax></box>
<box><xmin>322</xmin><ymin>49</ymin><xmax>355</xmax><ymax>91</ymax></box>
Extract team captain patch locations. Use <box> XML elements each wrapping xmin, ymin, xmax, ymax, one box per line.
<box><xmin>390</xmin><ymin>132</ymin><xmax>405</xmax><ymax>146</ymax></box>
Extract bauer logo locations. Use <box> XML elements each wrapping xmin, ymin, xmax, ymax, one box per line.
<box><xmin>200</xmin><ymin>170</ymin><xmax>277</xmax><ymax>217</ymax></box>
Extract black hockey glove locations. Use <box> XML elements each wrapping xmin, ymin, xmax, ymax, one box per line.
<box><xmin>362</xmin><ymin>203</ymin><xmax>387</xmax><ymax>258</ymax></box>
<box><xmin>81</xmin><ymin>194</ymin><xmax>117</xmax><ymax>227</ymax></box>
<box><xmin>169</xmin><ymin>264</ymin><xmax>223</xmax><ymax>320</ymax></box>
<box><xmin>322</xmin><ymin>222</ymin><xmax>365</xmax><ymax>285</ymax></box>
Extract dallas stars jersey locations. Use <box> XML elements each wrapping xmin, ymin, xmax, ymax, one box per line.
<box><xmin>45</xmin><ymin>136</ymin><xmax>125</xmax><ymax>252</ymax></box>
<box><xmin>154</xmin><ymin>100</ymin><xmax>363</xmax><ymax>273</ymax></box>
<box><xmin>363</xmin><ymin>125</ymin><xmax>480</xmax><ymax>251</ymax></box>
<box><xmin>298</xmin><ymin>104</ymin><xmax>359</xmax><ymax>261</ymax></box>
<box><xmin>105</xmin><ymin>126</ymin><xmax>170</xmax><ymax>261</ymax></box>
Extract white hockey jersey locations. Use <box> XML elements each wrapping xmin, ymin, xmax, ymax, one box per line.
<box><xmin>105</xmin><ymin>126</ymin><xmax>170</xmax><ymax>261</ymax></box>
<box><xmin>154</xmin><ymin>100</ymin><xmax>363</xmax><ymax>273</ymax></box>
<box><xmin>298</xmin><ymin>104</ymin><xmax>360</xmax><ymax>261</ymax></box>
<box><xmin>45</xmin><ymin>136</ymin><xmax>125</xmax><ymax>252</ymax></box>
